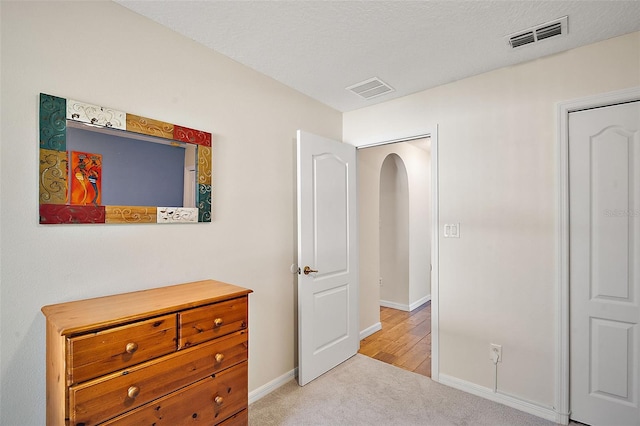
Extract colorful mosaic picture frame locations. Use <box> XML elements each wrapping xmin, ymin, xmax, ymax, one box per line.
<box><xmin>39</xmin><ymin>93</ymin><xmax>212</xmax><ymax>224</ymax></box>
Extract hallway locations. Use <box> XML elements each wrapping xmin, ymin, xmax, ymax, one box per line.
<box><xmin>358</xmin><ymin>302</ymin><xmax>431</xmax><ymax>377</ymax></box>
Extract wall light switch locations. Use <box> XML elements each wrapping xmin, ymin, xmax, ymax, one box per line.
<box><xmin>444</xmin><ymin>223</ymin><xmax>460</xmax><ymax>238</ymax></box>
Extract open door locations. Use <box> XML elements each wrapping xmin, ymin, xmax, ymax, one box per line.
<box><xmin>296</xmin><ymin>130</ymin><xmax>359</xmax><ymax>386</ymax></box>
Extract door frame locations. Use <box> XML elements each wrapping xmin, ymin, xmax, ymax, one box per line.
<box><xmin>354</xmin><ymin>125</ymin><xmax>440</xmax><ymax>381</ymax></box>
<box><xmin>556</xmin><ymin>86</ymin><xmax>640</xmax><ymax>424</ymax></box>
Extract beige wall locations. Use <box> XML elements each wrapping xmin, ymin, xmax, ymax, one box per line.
<box><xmin>346</xmin><ymin>32</ymin><xmax>640</xmax><ymax>409</ymax></box>
<box><xmin>0</xmin><ymin>2</ymin><xmax>341</xmax><ymax>424</ymax></box>
<box><xmin>405</xmin><ymin>141</ymin><xmax>432</xmax><ymax>308</ymax></box>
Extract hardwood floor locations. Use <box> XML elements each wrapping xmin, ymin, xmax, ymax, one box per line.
<box><xmin>358</xmin><ymin>302</ymin><xmax>431</xmax><ymax>377</ymax></box>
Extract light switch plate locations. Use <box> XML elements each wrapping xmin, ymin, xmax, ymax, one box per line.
<box><xmin>444</xmin><ymin>223</ymin><xmax>460</xmax><ymax>238</ymax></box>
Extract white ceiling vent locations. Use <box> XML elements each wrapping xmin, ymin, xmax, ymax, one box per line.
<box><xmin>346</xmin><ymin>77</ymin><xmax>394</xmax><ymax>100</ymax></box>
<box><xmin>506</xmin><ymin>16</ymin><xmax>568</xmax><ymax>49</ymax></box>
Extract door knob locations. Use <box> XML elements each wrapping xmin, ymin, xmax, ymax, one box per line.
<box><xmin>303</xmin><ymin>266</ymin><xmax>318</xmax><ymax>275</ymax></box>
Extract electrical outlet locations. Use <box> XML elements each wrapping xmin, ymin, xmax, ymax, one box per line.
<box><xmin>490</xmin><ymin>344</ymin><xmax>502</xmax><ymax>363</ymax></box>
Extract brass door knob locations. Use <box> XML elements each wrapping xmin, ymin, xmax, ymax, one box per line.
<box><xmin>214</xmin><ymin>396</ymin><xmax>224</xmax><ymax>406</ymax></box>
<box><xmin>125</xmin><ymin>342</ymin><xmax>138</xmax><ymax>354</ymax></box>
<box><xmin>127</xmin><ymin>386</ymin><xmax>140</xmax><ymax>399</ymax></box>
<box><xmin>213</xmin><ymin>318</ymin><xmax>224</xmax><ymax>327</ymax></box>
<box><xmin>215</xmin><ymin>353</ymin><xmax>225</xmax><ymax>363</ymax></box>
<box><xmin>303</xmin><ymin>266</ymin><xmax>318</xmax><ymax>275</ymax></box>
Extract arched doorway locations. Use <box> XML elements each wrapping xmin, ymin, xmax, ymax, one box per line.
<box><xmin>358</xmin><ymin>139</ymin><xmax>433</xmax><ymax>376</ymax></box>
<box><xmin>379</xmin><ymin>154</ymin><xmax>410</xmax><ymax>306</ymax></box>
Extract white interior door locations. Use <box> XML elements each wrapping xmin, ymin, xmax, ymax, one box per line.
<box><xmin>296</xmin><ymin>130</ymin><xmax>359</xmax><ymax>386</ymax></box>
<box><xmin>569</xmin><ymin>101</ymin><xmax>640</xmax><ymax>426</ymax></box>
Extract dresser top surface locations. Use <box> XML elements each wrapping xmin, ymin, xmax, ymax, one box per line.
<box><xmin>41</xmin><ymin>279</ymin><xmax>252</xmax><ymax>336</ymax></box>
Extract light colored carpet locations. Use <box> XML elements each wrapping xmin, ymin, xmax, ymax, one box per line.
<box><xmin>249</xmin><ymin>354</ymin><xmax>559</xmax><ymax>426</ymax></box>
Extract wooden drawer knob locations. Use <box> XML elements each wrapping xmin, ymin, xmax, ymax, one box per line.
<box><xmin>125</xmin><ymin>342</ymin><xmax>138</xmax><ymax>354</ymax></box>
<box><xmin>213</xmin><ymin>318</ymin><xmax>224</xmax><ymax>327</ymax></box>
<box><xmin>214</xmin><ymin>396</ymin><xmax>224</xmax><ymax>406</ymax></box>
<box><xmin>215</xmin><ymin>353</ymin><xmax>224</xmax><ymax>363</ymax></box>
<box><xmin>127</xmin><ymin>386</ymin><xmax>140</xmax><ymax>399</ymax></box>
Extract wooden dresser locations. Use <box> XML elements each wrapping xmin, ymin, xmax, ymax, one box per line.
<box><xmin>42</xmin><ymin>280</ymin><xmax>252</xmax><ymax>426</ymax></box>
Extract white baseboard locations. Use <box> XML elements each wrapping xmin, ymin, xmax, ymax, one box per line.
<box><xmin>438</xmin><ymin>374</ymin><xmax>560</xmax><ymax>423</ymax></box>
<box><xmin>380</xmin><ymin>299</ymin><xmax>410</xmax><ymax>311</ymax></box>
<box><xmin>410</xmin><ymin>295</ymin><xmax>431</xmax><ymax>311</ymax></box>
<box><xmin>248</xmin><ymin>367</ymin><xmax>297</xmax><ymax>404</ymax></box>
<box><xmin>360</xmin><ymin>322</ymin><xmax>382</xmax><ymax>340</ymax></box>
<box><xmin>380</xmin><ymin>295</ymin><xmax>431</xmax><ymax>312</ymax></box>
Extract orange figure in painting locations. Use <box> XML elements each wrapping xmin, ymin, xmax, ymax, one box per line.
<box><xmin>70</xmin><ymin>151</ymin><xmax>102</xmax><ymax>206</ymax></box>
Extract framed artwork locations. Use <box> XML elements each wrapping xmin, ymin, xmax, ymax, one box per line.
<box><xmin>38</xmin><ymin>93</ymin><xmax>212</xmax><ymax>224</ymax></box>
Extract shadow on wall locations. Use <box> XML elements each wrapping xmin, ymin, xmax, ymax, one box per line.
<box><xmin>1</xmin><ymin>314</ymin><xmax>46</xmax><ymax>425</ymax></box>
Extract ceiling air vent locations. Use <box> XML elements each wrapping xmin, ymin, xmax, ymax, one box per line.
<box><xmin>346</xmin><ymin>77</ymin><xmax>394</xmax><ymax>100</ymax></box>
<box><xmin>506</xmin><ymin>16</ymin><xmax>568</xmax><ymax>49</ymax></box>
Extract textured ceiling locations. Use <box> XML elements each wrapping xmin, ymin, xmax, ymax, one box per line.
<box><xmin>116</xmin><ymin>1</ymin><xmax>640</xmax><ymax>112</ymax></box>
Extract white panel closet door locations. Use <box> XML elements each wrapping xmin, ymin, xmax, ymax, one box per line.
<box><xmin>569</xmin><ymin>101</ymin><xmax>640</xmax><ymax>426</ymax></box>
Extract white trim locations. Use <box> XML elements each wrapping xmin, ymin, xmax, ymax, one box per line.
<box><xmin>353</xmin><ymin>133</ymin><xmax>431</xmax><ymax>149</ymax></box>
<box><xmin>380</xmin><ymin>299</ymin><xmax>410</xmax><ymax>311</ymax></box>
<box><xmin>249</xmin><ymin>367</ymin><xmax>297</xmax><ymax>404</ymax></box>
<box><xmin>556</xmin><ymin>86</ymin><xmax>640</xmax><ymax>425</ymax></box>
<box><xmin>346</xmin><ymin>127</ymin><xmax>434</xmax><ymax>147</ymax></box>
<box><xmin>355</xmin><ymin>125</ymin><xmax>440</xmax><ymax>382</ymax></box>
<box><xmin>380</xmin><ymin>295</ymin><xmax>431</xmax><ymax>312</ymax></box>
<box><xmin>430</xmin><ymin>125</ymin><xmax>440</xmax><ymax>382</ymax></box>
<box><xmin>410</xmin><ymin>295</ymin><xmax>431</xmax><ymax>311</ymax></box>
<box><xmin>439</xmin><ymin>374</ymin><xmax>559</xmax><ymax>423</ymax></box>
<box><xmin>360</xmin><ymin>322</ymin><xmax>382</xmax><ymax>340</ymax></box>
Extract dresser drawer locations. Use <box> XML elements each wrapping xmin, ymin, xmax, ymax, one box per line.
<box><xmin>69</xmin><ymin>331</ymin><xmax>247</xmax><ymax>425</ymax></box>
<box><xmin>218</xmin><ymin>409</ymin><xmax>248</xmax><ymax>426</ymax></box>
<box><xmin>179</xmin><ymin>296</ymin><xmax>248</xmax><ymax>348</ymax></box>
<box><xmin>67</xmin><ymin>314</ymin><xmax>177</xmax><ymax>384</ymax></box>
<box><xmin>102</xmin><ymin>362</ymin><xmax>248</xmax><ymax>425</ymax></box>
